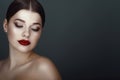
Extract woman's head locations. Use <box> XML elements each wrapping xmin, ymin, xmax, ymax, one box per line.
<box><xmin>3</xmin><ymin>0</ymin><xmax>45</xmax><ymax>53</ymax></box>
<box><xmin>6</xmin><ymin>0</ymin><xmax>45</xmax><ymax>27</ymax></box>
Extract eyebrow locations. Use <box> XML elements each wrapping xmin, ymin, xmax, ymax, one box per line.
<box><xmin>15</xmin><ymin>19</ymin><xmax>25</xmax><ymax>23</ymax></box>
<box><xmin>33</xmin><ymin>23</ymin><xmax>42</xmax><ymax>26</ymax></box>
<box><xmin>15</xmin><ymin>18</ymin><xmax>42</xmax><ymax>26</ymax></box>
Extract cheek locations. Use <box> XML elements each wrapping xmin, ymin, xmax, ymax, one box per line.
<box><xmin>7</xmin><ymin>25</ymin><xmax>19</xmax><ymax>40</ymax></box>
<box><xmin>31</xmin><ymin>32</ymin><xmax>41</xmax><ymax>43</ymax></box>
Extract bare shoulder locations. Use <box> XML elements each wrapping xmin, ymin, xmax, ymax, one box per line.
<box><xmin>32</xmin><ymin>56</ymin><xmax>62</xmax><ymax>80</ymax></box>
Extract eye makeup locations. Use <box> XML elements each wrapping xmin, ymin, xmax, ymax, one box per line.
<box><xmin>14</xmin><ymin>22</ymin><xmax>23</xmax><ymax>28</ymax></box>
<box><xmin>14</xmin><ymin>19</ymin><xmax>41</xmax><ymax>32</ymax></box>
<box><xmin>31</xmin><ymin>27</ymin><xmax>40</xmax><ymax>32</ymax></box>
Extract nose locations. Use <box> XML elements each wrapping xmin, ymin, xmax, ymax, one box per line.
<box><xmin>22</xmin><ymin>28</ymin><xmax>30</xmax><ymax>38</ymax></box>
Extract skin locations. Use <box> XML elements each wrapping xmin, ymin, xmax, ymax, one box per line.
<box><xmin>0</xmin><ymin>9</ymin><xmax>61</xmax><ymax>80</ymax></box>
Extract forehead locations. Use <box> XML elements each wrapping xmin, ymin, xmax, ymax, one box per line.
<box><xmin>9</xmin><ymin>9</ymin><xmax>42</xmax><ymax>23</ymax></box>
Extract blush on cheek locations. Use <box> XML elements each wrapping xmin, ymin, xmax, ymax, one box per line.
<box><xmin>7</xmin><ymin>26</ymin><xmax>19</xmax><ymax>42</ymax></box>
<box><xmin>31</xmin><ymin>34</ymin><xmax>41</xmax><ymax>46</ymax></box>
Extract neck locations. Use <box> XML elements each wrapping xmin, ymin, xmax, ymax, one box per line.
<box><xmin>8</xmin><ymin>45</ymin><xmax>33</xmax><ymax>70</ymax></box>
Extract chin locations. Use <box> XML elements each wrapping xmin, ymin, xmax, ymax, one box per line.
<box><xmin>10</xmin><ymin>42</ymin><xmax>36</xmax><ymax>53</ymax></box>
<box><xmin>17</xmin><ymin>47</ymin><xmax>33</xmax><ymax>53</ymax></box>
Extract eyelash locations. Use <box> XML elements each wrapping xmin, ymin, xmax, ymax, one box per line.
<box><xmin>31</xmin><ymin>27</ymin><xmax>40</xmax><ymax>32</ymax></box>
<box><xmin>14</xmin><ymin>22</ymin><xmax>40</xmax><ymax>32</ymax></box>
<box><xmin>14</xmin><ymin>22</ymin><xmax>23</xmax><ymax>28</ymax></box>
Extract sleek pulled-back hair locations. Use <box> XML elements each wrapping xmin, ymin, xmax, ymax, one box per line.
<box><xmin>6</xmin><ymin>0</ymin><xmax>45</xmax><ymax>27</ymax></box>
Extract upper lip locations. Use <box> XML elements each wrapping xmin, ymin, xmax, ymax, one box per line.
<box><xmin>18</xmin><ymin>39</ymin><xmax>31</xmax><ymax>46</ymax></box>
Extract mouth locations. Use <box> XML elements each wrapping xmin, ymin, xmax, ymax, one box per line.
<box><xmin>18</xmin><ymin>39</ymin><xmax>31</xmax><ymax>46</ymax></box>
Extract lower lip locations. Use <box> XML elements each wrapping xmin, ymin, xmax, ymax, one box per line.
<box><xmin>18</xmin><ymin>40</ymin><xmax>31</xmax><ymax>46</ymax></box>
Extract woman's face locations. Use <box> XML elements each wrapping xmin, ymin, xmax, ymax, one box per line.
<box><xmin>4</xmin><ymin>9</ymin><xmax>42</xmax><ymax>53</ymax></box>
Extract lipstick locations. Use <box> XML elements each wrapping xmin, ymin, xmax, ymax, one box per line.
<box><xmin>18</xmin><ymin>39</ymin><xmax>31</xmax><ymax>46</ymax></box>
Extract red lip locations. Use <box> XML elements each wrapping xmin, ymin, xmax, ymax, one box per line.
<box><xmin>18</xmin><ymin>39</ymin><xmax>31</xmax><ymax>46</ymax></box>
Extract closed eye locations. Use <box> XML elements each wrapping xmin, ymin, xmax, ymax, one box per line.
<box><xmin>14</xmin><ymin>22</ymin><xmax>23</xmax><ymax>28</ymax></box>
<box><xmin>31</xmin><ymin>27</ymin><xmax>40</xmax><ymax>32</ymax></box>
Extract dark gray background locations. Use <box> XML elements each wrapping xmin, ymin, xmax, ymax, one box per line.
<box><xmin>0</xmin><ymin>0</ymin><xmax>119</xmax><ymax>80</ymax></box>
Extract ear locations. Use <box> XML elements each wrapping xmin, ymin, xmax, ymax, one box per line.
<box><xmin>3</xmin><ymin>19</ymin><xmax>8</xmax><ymax>32</ymax></box>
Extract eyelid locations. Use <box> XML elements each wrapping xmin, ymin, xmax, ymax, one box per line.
<box><xmin>14</xmin><ymin>22</ymin><xmax>23</xmax><ymax>28</ymax></box>
<box><xmin>14</xmin><ymin>21</ymin><xmax>23</xmax><ymax>25</ymax></box>
<box><xmin>31</xmin><ymin>26</ymin><xmax>40</xmax><ymax>32</ymax></box>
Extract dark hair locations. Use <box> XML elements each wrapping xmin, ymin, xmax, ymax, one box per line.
<box><xmin>6</xmin><ymin>0</ymin><xmax>45</xmax><ymax>27</ymax></box>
